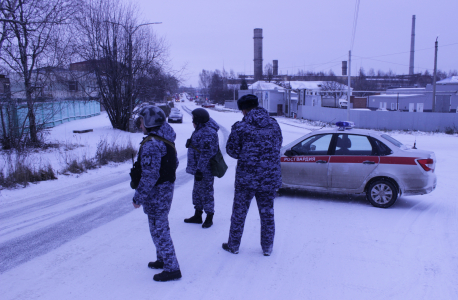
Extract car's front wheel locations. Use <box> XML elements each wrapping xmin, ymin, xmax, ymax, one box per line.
<box><xmin>366</xmin><ymin>180</ymin><xmax>398</xmax><ymax>208</ymax></box>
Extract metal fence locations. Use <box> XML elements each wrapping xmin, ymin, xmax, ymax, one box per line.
<box><xmin>0</xmin><ymin>100</ymin><xmax>100</xmax><ymax>135</ymax></box>
<box><xmin>298</xmin><ymin>106</ymin><xmax>458</xmax><ymax>132</ymax></box>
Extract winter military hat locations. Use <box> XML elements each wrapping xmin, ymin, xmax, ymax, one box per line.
<box><xmin>237</xmin><ymin>94</ymin><xmax>259</xmax><ymax>110</ymax></box>
<box><xmin>192</xmin><ymin>108</ymin><xmax>210</xmax><ymax>124</ymax></box>
<box><xmin>139</xmin><ymin>105</ymin><xmax>166</xmax><ymax>128</ymax></box>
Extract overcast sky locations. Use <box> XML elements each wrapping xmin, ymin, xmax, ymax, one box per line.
<box><xmin>136</xmin><ymin>0</ymin><xmax>458</xmax><ymax>87</ymax></box>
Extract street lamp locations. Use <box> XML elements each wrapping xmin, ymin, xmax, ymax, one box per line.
<box><xmin>104</xmin><ymin>20</ymin><xmax>162</xmax><ymax>132</ymax></box>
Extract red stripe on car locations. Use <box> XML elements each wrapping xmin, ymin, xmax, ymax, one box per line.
<box><xmin>379</xmin><ymin>157</ymin><xmax>417</xmax><ymax>165</ymax></box>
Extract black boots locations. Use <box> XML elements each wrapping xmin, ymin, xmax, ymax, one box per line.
<box><xmin>153</xmin><ymin>270</ymin><xmax>182</xmax><ymax>282</ymax></box>
<box><xmin>202</xmin><ymin>213</ymin><xmax>214</xmax><ymax>228</ymax></box>
<box><xmin>184</xmin><ymin>209</ymin><xmax>203</xmax><ymax>224</ymax></box>
<box><xmin>149</xmin><ymin>262</ymin><xmax>181</xmax><ymax>282</ymax></box>
<box><xmin>148</xmin><ymin>261</ymin><xmax>164</xmax><ymax>269</ymax></box>
<box><xmin>222</xmin><ymin>243</ymin><xmax>239</xmax><ymax>254</ymax></box>
<box><xmin>184</xmin><ymin>210</ymin><xmax>214</xmax><ymax>228</ymax></box>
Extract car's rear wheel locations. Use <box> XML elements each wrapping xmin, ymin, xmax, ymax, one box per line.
<box><xmin>366</xmin><ymin>180</ymin><xmax>398</xmax><ymax>208</ymax></box>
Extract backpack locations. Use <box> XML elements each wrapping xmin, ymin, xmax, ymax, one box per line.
<box><xmin>209</xmin><ymin>146</ymin><xmax>228</xmax><ymax>178</ymax></box>
<box><xmin>186</xmin><ymin>139</ymin><xmax>228</xmax><ymax>178</ymax></box>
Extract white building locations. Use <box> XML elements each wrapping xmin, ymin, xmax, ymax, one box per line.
<box><xmin>235</xmin><ymin>80</ymin><xmax>350</xmax><ymax>117</ymax></box>
<box><xmin>368</xmin><ymin>76</ymin><xmax>458</xmax><ymax>112</ymax></box>
<box><xmin>238</xmin><ymin>81</ymin><xmax>287</xmax><ymax>116</ymax></box>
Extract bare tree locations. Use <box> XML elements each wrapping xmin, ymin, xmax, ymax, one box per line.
<box><xmin>264</xmin><ymin>63</ymin><xmax>273</xmax><ymax>82</ymax></box>
<box><xmin>198</xmin><ymin>69</ymin><xmax>212</xmax><ymax>98</ymax></box>
<box><xmin>0</xmin><ymin>0</ymin><xmax>75</xmax><ymax>145</ymax></box>
<box><xmin>321</xmin><ymin>81</ymin><xmax>347</xmax><ymax>107</ymax></box>
<box><xmin>75</xmin><ymin>0</ymin><xmax>168</xmax><ymax>130</ymax></box>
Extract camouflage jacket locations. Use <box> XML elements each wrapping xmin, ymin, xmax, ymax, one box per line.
<box><xmin>226</xmin><ymin>107</ymin><xmax>282</xmax><ymax>190</ymax></box>
<box><xmin>133</xmin><ymin>122</ymin><xmax>179</xmax><ymax>216</ymax></box>
<box><xmin>186</xmin><ymin>118</ymin><xmax>219</xmax><ymax>176</ymax></box>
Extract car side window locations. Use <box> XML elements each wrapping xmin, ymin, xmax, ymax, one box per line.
<box><xmin>291</xmin><ymin>134</ymin><xmax>333</xmax><ymax>155</ymax></box>
<box><xmin>334</xmin><ymin>134</ymin><xmax>375</xmax><ymax>156</ymax></box>
<box><xmin>371</xmin><ymin>138</ymin><xmax>393</xmax><ymax>156</ymax></box>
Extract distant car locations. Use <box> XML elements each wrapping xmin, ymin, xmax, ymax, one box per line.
<box><xmin>202</xmin><ymin>104</ymin><xmax>215</xmax><ymax>108</ymax></box>
<box><xmin>181</xmin><ymin>99</ymin><xmax>185</xmax><ymax>102</ymax></box>
<box><xmin>168</xmin><ymin>109</ymin><xmax>183</xmax><ymax>123</ymax></box>
<box><xmin>338</xmin><ymin>98</ymin><xmax>348</xmax><ymax>108</ymax></box>
<box><xmin>280</xmin><ymin>121</ymin><xmax>437</xmax><ymax>208</ymax></box>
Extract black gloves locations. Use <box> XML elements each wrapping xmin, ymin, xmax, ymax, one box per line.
<box><xmin>195</xmin><ymin>170</ymin><xmax>203</xmax><ymax>181</ymax></box>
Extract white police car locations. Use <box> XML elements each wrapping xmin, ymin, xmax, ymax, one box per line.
<box><xmin>280</xmin><ymin>121</ymin><xmax>437</xmax><ymax>208</ymax></box>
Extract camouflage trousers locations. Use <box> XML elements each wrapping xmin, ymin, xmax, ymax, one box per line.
<box><xmin>227</xmin><ymin>188</ymin><xmax>276</xmax><ymax>254</ymax></box>
<box><xmin>148</xmin><ymin>215</ymin><xmax>180</xmax><ymax>272</ymax></box>
<box><xmin>192</xmin><ymin>175</ymin><xmax>215</xmax><ymax>214</ymax></box>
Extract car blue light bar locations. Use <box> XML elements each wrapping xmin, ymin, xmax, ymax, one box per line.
<box><xmin>336</xmin><ymin>121</ymin><xmax>355</xmax><ymax>130</ymax></box>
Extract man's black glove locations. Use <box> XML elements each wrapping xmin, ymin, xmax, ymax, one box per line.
<box><xmin>185</xmin><ymin>138</ymin><xmax>192</xmax><ymax>148</ymax></box>
<box><xmin>195</xmin><ymin>170</ymin><xmax>203</xmax><ymax>181</ymax></box>
<box><xmin>130</xmin><ymin>161</ymin><xmax>141</xmax><ymax>189</ymax></box>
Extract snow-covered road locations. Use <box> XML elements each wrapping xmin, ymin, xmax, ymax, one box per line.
<box><xmin>1</xmin><ymin>101</ymin><xmax>457</xmax><ymax>300</ymax></box>
<box><xmin>0</xmin><ymin>104</ymin><xmax>230</xmax><ymax>273</ymax></box>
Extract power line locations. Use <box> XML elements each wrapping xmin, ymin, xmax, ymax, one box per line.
<box><xmin>276</xmin><ymin>41</ymin><xmax>457</xmax><ymax>75</ymax></box>
<box><xmin>355</xmin><ymin>42</ymin><xmax>458</xmax><ymax>59</ymax></box>
<box><xmin>352</xmin><ymin>54</ymin><xmax>433</xmax><ymax>71</ymax></box>
<box><xmin>351</xmin><ymin>42</ymin><xmax>458</xmax><ymax>72</ymax></box>
<box><xmin>278</xmin><ymin>54</ymin><xmax>347</xmax><ymax>71</ymax></box>
<box><xmin>350</xmin><ymin>0</ymin><xmax>361</xmax><ymax>51</ymax></box>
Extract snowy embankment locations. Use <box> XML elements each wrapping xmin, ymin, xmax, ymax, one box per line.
<box><xmin>0</xmin><ymin>100</ymin><xmax>457</xmax><ymax>300</ymax></box>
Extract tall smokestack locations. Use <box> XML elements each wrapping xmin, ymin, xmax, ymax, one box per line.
<box><xmin>273</xmin><ymin>60</ymin><xmax>278</xmax><ymax>75</ymax></box>
<box><xmin>409</xmin><ymin>15</ymin><xmax>416</xmax><ymax>75</ymax></box>
<box><xmin>253</xmin><ymin>28</ymin><xmax>263</xmax><ymax>81</ymax></box>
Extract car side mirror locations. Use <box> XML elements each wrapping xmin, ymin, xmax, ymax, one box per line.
<box><xmin>284</xmin><ymin>149</ymin><xmax>294</xmax><ymax>157</ymax></box>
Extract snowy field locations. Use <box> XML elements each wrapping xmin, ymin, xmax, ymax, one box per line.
<box><xmin>1</xmin><ymin>100</ymin><xmax>457</xmax><ymax>300</ymax></box>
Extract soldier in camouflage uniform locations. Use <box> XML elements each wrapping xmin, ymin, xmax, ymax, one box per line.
<box><xmin>184</xmin><ymin>108</ymin><xmax>219</xmax><ymax>228</ymax></box>
<box><xmin>132</xmin><ymin>106</ymin><xmax>182</xmax><ymax>282</ymax></box>
<box><xmin>222</xmin><ymin>94</ymin><xmax>283</xmax><ymax>256</ymax></box>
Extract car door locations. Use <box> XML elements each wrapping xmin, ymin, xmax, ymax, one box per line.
<box><xmin>329</xmin><ymin>133</ymin><xmax>379</xmax><ymax>189</ymax></box>
<box><xmin>281</xmin><ymin>133</ymin><xmax>333</xmax><ymax>188</ymax></box>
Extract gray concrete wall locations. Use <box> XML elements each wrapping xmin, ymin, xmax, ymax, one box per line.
<box><xmin>298</xmin><ymin>106</ymin><xmax>458</xmax><ymax>132</ymax></box>
<box><xmin>224</xmin><ymin>100</ymin><xmax>238</xmax><ymax>110</ymax></box>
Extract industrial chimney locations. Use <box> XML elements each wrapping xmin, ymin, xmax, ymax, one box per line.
<box><xmin>273</xmin><ymin>60</ymin><xmax>278</xmax><ymax>76</ymax></box>
<box><xmin>409</xmin><ymin>15</ymin><xmax>416</xmax><ymax>75</ymax></box>
<box><xmin>253</xmin><ymin>28</ymin><xmax>263</xmax><ymax>81</ymax></box>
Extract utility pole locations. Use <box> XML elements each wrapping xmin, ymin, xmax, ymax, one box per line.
<box><xmin>432</xmin><ymin>37</ymin><xmax>438</xmax><ymax>112</ymax></box>
<box><xmin>347</xmin><ymin>50</ymin><xmax>351</xmax><ymax>120</ymax></box>
<box><xmin>409</xmin><ymin>15</ymin><xmax>416</xmax><ymax>75</ymax></box>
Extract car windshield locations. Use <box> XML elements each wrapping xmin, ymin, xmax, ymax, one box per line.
<box><xmin>381</xmin><ymin>134</ymin><xmax>403</xmax><ymax>148</ymax></box>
